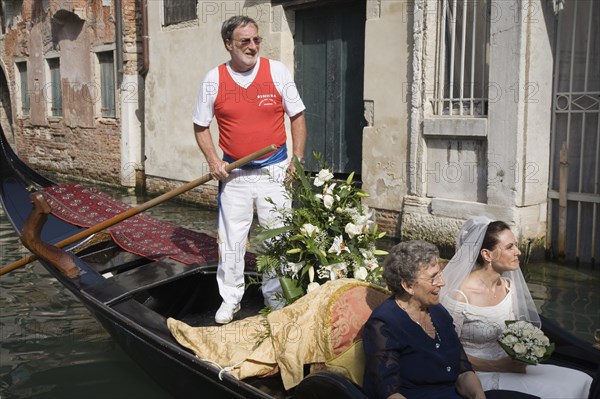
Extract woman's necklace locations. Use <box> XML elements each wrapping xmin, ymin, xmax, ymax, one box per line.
<box><xmin>479</xmin><ymin>276</ymin><xmax>503</xmax><ymax>299</ymax></box>
<box><xmin>395</xmin><ymin>299</ymin><xmax>438</xmax><ymax>339</ymax></box>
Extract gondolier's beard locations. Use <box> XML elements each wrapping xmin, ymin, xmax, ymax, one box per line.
<box><xmin>229</xmin><ymin>51</ymin><xmax>258</xmax><ymax>72</ymax></box>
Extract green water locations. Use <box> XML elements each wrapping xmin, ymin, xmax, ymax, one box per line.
<box><xmin>0</xmin><ymin>203</ymin><xmax>172</xmax><ymax>398</ymax></box>
<box><xmin>525</xmin><ymin>260</ymin><xmax>599</xmax><ymax>344</ymax></box>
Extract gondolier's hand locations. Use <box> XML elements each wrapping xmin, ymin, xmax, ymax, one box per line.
<box><xmin>285</xmin><ymin>156</ymin><xmax>303</xmax><ymax>183</ymax></box>
<box><xmin>285</xmin><ymin>162</ymin><xmax>296</xmax><ymax>183</ymax></box>
<box><xmin>209</xmin><ymin>159</ymin><xmax>229</xmax><ymax>180</ymax></box>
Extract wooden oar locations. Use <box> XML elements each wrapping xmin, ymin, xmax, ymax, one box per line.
<box><xmin>0</xmin><ymin>144</ymin><xmax>277</xmax><ymax>276</ymax></box>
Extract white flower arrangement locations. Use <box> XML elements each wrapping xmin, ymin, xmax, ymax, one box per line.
<box><xmin>255</xmin><ymin>155</ymin><xmax>388</xmax><ymax>304</ymax></box>
<box><xmin>498</xmin><ymin>320</ymin><xmax>555</xmax><ymax>365</ymax></box>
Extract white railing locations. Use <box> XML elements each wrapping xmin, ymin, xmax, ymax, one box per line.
<box><xmin>435</xmin><ymin>0</ymin><xmax>489</xmax><ymax>116</ymax></box>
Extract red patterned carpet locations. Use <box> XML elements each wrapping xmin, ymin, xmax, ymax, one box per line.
<box><xmin>42</xmin><ymin>183</ymin><xmax>255</xmax><ymax>268</ymax></box>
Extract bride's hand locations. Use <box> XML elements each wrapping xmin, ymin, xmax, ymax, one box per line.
<box><xmin>468</xmin><ymin>353</ymin><xmax>527</xmax><ymax>373</ymax></box>
<box><xmin>497</xmin><ymin>356</ymin><xmax>527</xmax><ymax>373</ymax></box>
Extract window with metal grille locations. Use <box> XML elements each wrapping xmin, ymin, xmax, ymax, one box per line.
<box><xmin>164</xmin><ymin>0</ymin><xmax>197</xmax><ymax>26</ymax></box>
<box><xmin>98</xmin><ymin>51</ymin><xmax>116</xmax><ymax>118</ymax></box>
<box><xmin>434</xmin><ymin>0</ymin><xmax>490</xmax><ymax>116</ymax></box>
<box><xmin>16</xmin><ymin>61</ymin><xmax>29</xmax><ymax>116</ymax></box>
<box><xmin>47</xmin><ymin>58</ymin><xmax>62</xmax><ymax>117</ymax></box>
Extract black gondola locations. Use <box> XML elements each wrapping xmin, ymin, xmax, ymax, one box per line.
<box><xmin>1</xmin><ymin>126</ymin><xmax>598</xmax><ymax>399</ymax></box>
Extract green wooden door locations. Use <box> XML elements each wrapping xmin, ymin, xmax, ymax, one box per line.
<box><xmin>294</xmin><ymin>1</ymin><xmax>366</xmax><ymax>174</ymax></box>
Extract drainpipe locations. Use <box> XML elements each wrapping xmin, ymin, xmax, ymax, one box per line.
<box><xmin>135</xmin><ymin>0</ymin><xmax>149</xmax><ymax>195</ymax></box>
<box><xmin>139</xmin><ymin>0</ymin><xmax>149</xmax><ymax>77</ymax></box>
<box><xmin>114</xmin><ymin>0</ymin><xmax>123</xmax><ymax>86</ymax></box>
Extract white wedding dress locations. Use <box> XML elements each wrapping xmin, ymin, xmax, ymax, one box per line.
<box><xmin>446</xmin><ymin>287</ymin><xmax>592</xmax><ymax>399</ymax></box>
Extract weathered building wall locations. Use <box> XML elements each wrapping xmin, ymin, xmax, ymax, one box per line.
<box><xmin>361</xmin><ymin>0</ymin><xmax>412</xmax><ymax>236</ymax></box>
<box><xmin>398</xmin><ymin>0</ymin><xmax>555</xmax><ymax>253</ymax></box>
<box><xmin>1</xmin><ymin>0</ymin><xmax>133</xmax><ymax>185</ymax></box>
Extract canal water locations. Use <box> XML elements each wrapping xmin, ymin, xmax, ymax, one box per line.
<box><xmin>0</xmin><ymin>186</ymin><xmax>598</xmax><ymax>398</ymax></box>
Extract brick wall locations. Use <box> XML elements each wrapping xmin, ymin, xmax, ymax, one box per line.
<box><xmin>372</xmin><ymin>207</ymin><xmax>401</xmax><ymax>238</ymax></box>
<box><xmin>14</xmin><ymin>119</ymin><xmax>121</xmax><ymax>184</ymax></box>
<box><xmin>3</xmin><ymin>0</ymin><xmax>130</xmax><ymax>186</ymax></box>
<box><xmin>122</xmin><ymin>0</ymin><xmax>142</xmax><ymax>75</ymax></box>
<box><xmin>146</xmin><ymin>176</ymin><xmax>220</xmax><ymax>209</ymax></box>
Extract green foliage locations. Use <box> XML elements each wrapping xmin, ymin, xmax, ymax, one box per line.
<box><xmin>256</xmin><ymin>154</ymin><xmax>388</xmax><ymax>303</ymax></box>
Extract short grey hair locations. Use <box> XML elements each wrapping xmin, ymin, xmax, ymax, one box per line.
<box><xmin>221</xmin><ymin>15</ymin><xmax>258</xmax><ymax>44</ymax></box>
<box><xmin>382</xmin><ymin>240</ymin><xmax>439</xmax><ymax>295</ymax></box>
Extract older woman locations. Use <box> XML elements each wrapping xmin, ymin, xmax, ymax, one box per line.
<box><xmin>362</xmin><ymin>240</ymin><xmax>486</xmax><ymax>399</ymax></box>
<box><xmin>440</xmin><ymin>216</ymin><xmax>592</xmax><ymax>399</ymax></box>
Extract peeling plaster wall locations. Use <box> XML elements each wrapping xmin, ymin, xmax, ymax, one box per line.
<box><xmin>54</xmin><ymin>13</ymin><xmax>95</xmax><ymax>128</ymax></box>
<box><xmin>361</xmin><ymin>0</ymin><xmax>412</xmax><ymax>236</ymax></box>
<box><xmin>27</xmin><ymin>23</ymin><xmax>49</xmax><ymax>127</ymax></box>
<box><xmin>1</xmin><ymin>0</ymin><xmax>125</xmax><ymax>184</ymax></box>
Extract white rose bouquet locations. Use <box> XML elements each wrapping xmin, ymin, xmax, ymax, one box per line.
<box><xmin>255</xmin><ymin>155</ymin><xmax>388</xmax><ymax>304</ymax></box>
<box><xmin>498</xmin><ymin>320</ymin><xmax>555</xmax><ymax>365</ymax></box>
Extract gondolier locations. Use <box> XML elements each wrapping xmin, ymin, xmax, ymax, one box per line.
<box><xmin>193</xmin><ymin>15</ymin><xmax>307</xmax><ymax>324</ymax></box>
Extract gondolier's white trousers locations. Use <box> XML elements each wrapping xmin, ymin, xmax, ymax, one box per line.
<box><xmin>217</xmin><ymin>160</ymin><xmax>289</xmax><ymax>308</ymax></box>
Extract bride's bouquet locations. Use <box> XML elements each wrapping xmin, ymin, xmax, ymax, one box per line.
<box><xmin>498</xmin><ymin>320</ymin><xmax>555</xmax><ymax>365</ymax></box>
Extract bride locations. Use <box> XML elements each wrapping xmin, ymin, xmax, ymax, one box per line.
<box><xmin>440</xmin><ymin>216</ymin><xmax>592</xmax><ymax>399</ymax></box>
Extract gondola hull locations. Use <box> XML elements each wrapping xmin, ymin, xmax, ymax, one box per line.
<box><xmin>83</xmin><ymin>298</ymin><xmax>256</xmax><ymax>398</ymax></box>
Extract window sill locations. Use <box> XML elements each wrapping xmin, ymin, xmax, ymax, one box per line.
<box><xmin>423</xmin><ymin>117</ymin><xmax>487</xmax><ymax>138</ymax></box>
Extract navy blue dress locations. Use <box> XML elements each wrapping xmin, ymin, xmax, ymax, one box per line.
<box><xmin>362</xmin><ymin>297</ymin><xmax>473</xmax><ymax>399</ymax></box>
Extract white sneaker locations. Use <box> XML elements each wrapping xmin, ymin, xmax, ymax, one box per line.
<box><xmin>215</xmin><ymin>302</ymin><xmax>240</xmax><ymax>324</ymax></box>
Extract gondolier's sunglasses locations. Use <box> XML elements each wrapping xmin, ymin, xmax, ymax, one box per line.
<box><xmin>233</xmin><ymin>37</ymin><xmax>262</xmax><ymax>47</ymax></box>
